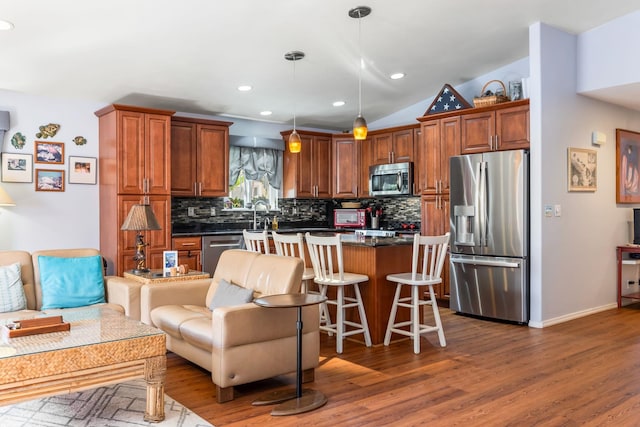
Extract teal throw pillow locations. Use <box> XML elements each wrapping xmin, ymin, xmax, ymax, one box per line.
<box><xmin>208</xmin><ymin>279</ymin><xmax>253</xmax><ymax>311</ymax></box>
<box><xmin>39</xmin><ymin>255</ymin><xmax>105</xmax><ymax>310</ymax></box>
<box><xmin>0</xmin><ymin>262</ymin><xmax>27</xmax><ymax>313</ymax></box>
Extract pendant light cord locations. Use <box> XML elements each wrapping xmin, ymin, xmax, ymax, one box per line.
<box><xmin>293</xmin><ymin>57</ymin><xmax>297</xmax><ymax>131</ymax></box>
<box><xmin>357</xmin><ymin>9</ymin><xmax>363</xmax><ymax>116</ymax></box>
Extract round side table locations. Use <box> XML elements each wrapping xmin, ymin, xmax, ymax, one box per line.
<box><xmin>252</xmin><ymin>293</ymin><xmax>327</xmax><ymax>416</ymax></box>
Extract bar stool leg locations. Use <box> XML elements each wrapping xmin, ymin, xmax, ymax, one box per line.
<box><xmin>319</xmin><ymin>284</ymin><xmax>333</xmax><ymax>336</ymax></box>
<box><xmin>384</xmin><ymin>283</ymin><xmax>402</xmax><ymax>346</ymax></box>
<box><xmin>353</xmin><ymin>283</ymin><xmax>372</xmax><ymax>347</ymax></box>
<box><xmin>412</xmin><ymin>285</ymin><xmax>421</xmax><ymax>354</ymax></box>
<box><xmin>336</xmin><ymin>286</ymin><xmax>344</xmax><ymax>354</ymax></box>
<box><xmin>429</xmin><ymin>285</ymin><xmax>447</xmax><ymax>347</ymax></box>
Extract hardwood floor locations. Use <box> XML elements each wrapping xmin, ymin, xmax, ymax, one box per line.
<box><xmin>165</xmin><ymin>304</ymin><xmax>640</xmax><ymax>426</ymax></box>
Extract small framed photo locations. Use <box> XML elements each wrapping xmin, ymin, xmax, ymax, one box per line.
<box><xmin>163</xmin><ymin>250</ymin><xmax>178</xmax><ymax>275</ymax></box>
<box><xmin>35</xmin><ymin>169</ymin><xmax>65</xmax><ymax>192</ymax></box>
<box><xmin>567</xmin><ymin>147</ymin><xmax>597</xmax><ymax>192</ymax></box>
<box><xmin>1</xmin><ymin>153</ymin><xmax>33</xmax><ymax>183</ymax></box>
<box><xmin>68</xmin><ymin>156</ymin><xmax>97</xmax><ymax>184</ymax></box>
<box><xmin>34</xmin><ymin>141</ymin><xmax>64</xmax><ymax>164</ymax></box>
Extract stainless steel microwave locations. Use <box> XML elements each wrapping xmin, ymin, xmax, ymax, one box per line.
<box><xmin>369</xmin><ymin>162</ymin><xmax>413</xmax><ymax>196</ymax></box>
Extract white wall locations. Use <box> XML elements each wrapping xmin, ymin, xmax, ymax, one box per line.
<box><xmin>530</xmin><ymin>23</ymin><xmax>640</xmax><ymax>327</ymax></box>
<box><xmin>0</xmin><ymin>91</ymin><xmax>103</xmax><ymax>251</ymax></box>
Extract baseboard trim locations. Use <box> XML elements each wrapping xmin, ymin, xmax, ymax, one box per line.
<box><xmin>528</xmin><ymin>303</ymin><xmax>618</xmax><ymax>328</ymax></box>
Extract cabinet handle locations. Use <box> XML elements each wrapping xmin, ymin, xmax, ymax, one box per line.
<box><xmin>198</xmin><ymin>182</ymin><xmax>202</xmax><ymax>196</ymax></box>
<box><xmin>181</xmin><ymin>243</ymin><xmax>196</xmax><ymax>247</ymax></box>
<box><xmin>495</xmin><ymin>134</ymin><xmax>499</xmax><ymax>149</ymax></box>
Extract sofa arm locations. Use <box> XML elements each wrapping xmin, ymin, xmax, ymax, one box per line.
<box><xmin>211</xmin><ymin>303</ymin><xmax>320</xmax><ymax>348</ymax></box>
<box><xmin>140</xmin><ymin>279</ymin><xmax>212</xmax><ymax>325</ymax></box>
<box><xmin>104</xmin><ymin>276</ymin><xmax>144</xmax><ymax>320</ymax></box>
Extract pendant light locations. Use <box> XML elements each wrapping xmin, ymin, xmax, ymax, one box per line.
<box><xmin>349</xmin><ymin>6</ymin><xmax>371</xmax><ymax>140</ymax></box>
<box><xmin>285</xmin><ymin>50</ymin><xmax>305</xmax><ymax>153</ymax></box>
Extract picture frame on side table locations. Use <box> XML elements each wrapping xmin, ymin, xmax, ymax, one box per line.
<box><xmin>567</xmin><ymin>147</ymin><xmax>597</xmax><ymax>192</ymax></box>
<box><xmin>68</xmin><ymin>156</ymin><xmax>97</xmax><ymax>184</ymax></box>
<box><xmin>163</xmin><ymin>250</ymin><xmax>178</xmax><ymax>276</ymax></box>
<box><xmin>616</xmin><ymin>129</ymin><xmax>640</xmax><ymax>203</ymax></box>
<box><xmin>1</xmin><ymin>152</ymin><xmax>33</xmax><ymax>183</ymax></box>
<box><xmin>34</xmin><ymin>141</ymin><xmax>64</xmax><ymax>164</ymax></box>
<box><xmin>35</xmin><ymin>169</ymin><xmax>65</xmax><ymax>192</ymax></box>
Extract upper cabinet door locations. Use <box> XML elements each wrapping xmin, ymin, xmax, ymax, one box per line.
<box><xmin>314</xmin><ymin>135</ymin><xmax>332</xmax><ymax>198</ymax></box>
<box><xmin>495</xmin><ymin>104</ymin><xmax>530</xmax><ymax>150</ymax></box>
<box><xmin>460</xmin><ymin>111</ymin><xmax>495</xmax><ymax>154</ymax></box>
<box><xmin>371</xmin><ymin>133</ymin><xmax>393</xmax><ymax>165</ymax></box>
<box><xmin>392</xmin><ymin>129</ymin><xmax>414</xmax><ymax>163</ymax></box>
<box><xmin>170</xmin><ymin>121</ymin><xmax>198</xmax><ymax>196</ymax></box>
<box><xmin>197</xmin><ymin>124</ymin><xmax>229</xmax><ymax>197</ymax></box>
<box><xmin>332</xmin><ymin>136</ymin><xmax>358</xmax><ymax>198</ymax></box>
<box><xmin>118</xmin><ymin>110</ymin><xmax>146</xmax><ymax>194</ymax></box>
<box><xmin>145</xmin><ymin>113</ymin><xmax>171</xmax><ymax>195</ymax></box>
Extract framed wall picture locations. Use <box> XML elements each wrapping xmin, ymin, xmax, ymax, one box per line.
<box><xmin>567</xmin><ymin>147</ymin><xmax>597</xmax><ymax>192</ymax></box>
<box><xmin>34</xmin><ymin>141</ymin><xmax>64</xmax><ymax>164</ymax></box>
<box><xmin>616</xmin><ymin>129</ymin><xmax>640</xmax><ymax>203</ymax></box>
<box><xmin>163</xmin><ymin>250</ymin><xmax>178</xmax><ymax>275</ymax></box>
<box><xmin>35</xmin><ymin>169</ymin><xmax>65</xmax><ymax>192</ymax></box>
<box><xmin>1</xmin><ymin>152</ymin><xmax>33</xmax><ymax>183</ymax></box>
<box><xmin>68</xmin><ymin>156</ymin><xmax>97</xmax><ymax>184</ymax></box>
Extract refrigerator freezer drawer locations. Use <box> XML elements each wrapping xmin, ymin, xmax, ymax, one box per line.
<box><xmin>449</xmin><ymin>254</ymin><xmax>528</xmax><ymax>323</ymax></box>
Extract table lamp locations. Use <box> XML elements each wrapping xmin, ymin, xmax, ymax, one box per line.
<box><xmin>120</xmin><ymin>204</ymin><xmax>161</xmax><ymax>273</ymax></box>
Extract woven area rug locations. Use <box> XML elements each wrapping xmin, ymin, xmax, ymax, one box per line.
<box><xmin>0</xmin><ymin>379</ymin><xmax>213</xmax><ymax>427</ymax></box>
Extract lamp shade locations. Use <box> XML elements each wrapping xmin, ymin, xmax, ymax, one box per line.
<box><xmin>289</xmin><ymin>131</ymin><xmax>302</xmax><ymax>153</ymax></box>
<box><xmin>0</xmin><ymin>186</ymin><xmax>15</xmax><ymax>206</ymax></box>
<box><xmin>120</xmin><ymin>204</ymin><xmax>161</xmax><ymax>231</ymax></box>
<box><xmin>353</xmin><ymin>115</ymin><xmax>368</xmax><ymax>140</ymax></box>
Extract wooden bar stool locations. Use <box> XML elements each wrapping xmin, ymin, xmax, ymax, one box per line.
<box><xmin>384</xmin><ymin>232</ymin><xmax>450</xmax><ymax>354</ymax></box>
<box><xmin>243</xmin><ymin>229</ymin><xmax>270</xmax><ymax>254</ymax></box>
<box><xmin>271</xmin><ymin>231</ymin><xmax>316</xmax><ymax>293</ymax></box>
<box><xmin>305</xmin><ymin>232</ymin><xmax>372</xmax><ymax>354</ymax></box>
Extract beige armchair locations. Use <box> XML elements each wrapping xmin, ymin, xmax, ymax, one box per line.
<box><xmin>140</xmin><ymin>249</ymin><xmax>320</xmax><ymax>403</ymax></box>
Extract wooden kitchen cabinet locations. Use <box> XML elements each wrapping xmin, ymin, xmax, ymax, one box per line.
<box><xmin>370</xmin><ymin>125</ymin><xmax>416</xmax><ymax>165</ymax></box>
<box><xmin>172</xmin><ymin>236</ymin><xmax>202</xmax><ymax>271</ymax></box>
<box><xmin>282</xmin><ymin>130</ymin><xmax>332</xmax><ymax>198</ymax></box>
<box><xmin>359</xmin><ymin>137</ymin><xmax>373</xmax><ymax>198</ymax></box>
<box><xmin>421</xmin><ymin>194</ymin><xmax>450</xmax><ymax>300</ymax></box>
<box><xmin>118</xmin><ymin>194</ymin><xmax>172</xmax><ymax>275</ymax></box>
<box><xmin>416</xmin><ymin>116</ymin><xmax>460</xmax><ymax>195</ymax></box>
<box><xmin>96</xmin><ymin>104</ymin><xmax>175</xmax><ymax>276</ymax></box>
<box><xmin>332</xmin><ymin>135</ymin><xmax>359</xmax><ymax>198</ymax></box>
<box><xmin>96</xmin><ymin>104</ymin><xmax>173</xmax><ymax>195</ymax></box>
<box><xmin>171</xmin><ymin>117</ymin><xmax>232</xmax><ymax>197</ymax></box>
<box><xmin>460</xmin><ymin>100</ymin><xmax>529</xmax><ymax>154</ymax></box>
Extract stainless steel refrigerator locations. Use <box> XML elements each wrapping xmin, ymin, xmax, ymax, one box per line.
<box><xmin>449</xmin><ymin>149</ymin><xmax>529</xmax><ymax>323</ymax></box>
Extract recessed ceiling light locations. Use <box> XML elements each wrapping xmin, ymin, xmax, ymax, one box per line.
<box><xmin>237</xmin><ymin>85</ymin><xmax>252</xmax><ymax>92</ymax></box>
<box><xmin>390</xmin><ymin>73</ymin><xmax>405</xmax><ymax>80</ymax></box>
<box><xmin>0</xmin><ymin>20</ymin><xmax>14</xmax><ymax>31</ymax></box>
<box><xmin>260</xmin><ymin>111</ymin><xmax>272</xmax><ymax>116</ymax></box>
<box><xmin>333</xmin><ymin>101</ymin><xmax>346</xmax><ymax>107</ymax></box>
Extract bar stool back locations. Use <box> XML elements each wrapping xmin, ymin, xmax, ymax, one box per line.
<box><xmin>272</xmin><ymin>231</ymin><xmax>316</xmax><ymax>293</ymax></box>
<box><xmin>305</xmin><ymin>232</ymin><xmax>372</xmax><ymax>354</ymax></box>
<box><xmin>384</xmin><ymin>232</ymin><xmax>450</xmax><ymax>354</ymax></box>
<box><xmin>243</xmin><ymin>229</ymin><xmax>270</xmax><ymax>254</ymax></box>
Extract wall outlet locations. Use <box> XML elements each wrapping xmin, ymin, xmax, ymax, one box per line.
<box><xmin>210</xmin><ymin>207</ymin><xmax>216</xmax><ymax>216</ymax></box>
<box><xmin>188</xmin><ymin>207</ymin><xmax>196</xmax><ymax>217</ymax></box>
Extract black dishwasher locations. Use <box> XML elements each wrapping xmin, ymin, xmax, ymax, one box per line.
<box><xmin>202</xmin><ymin>235</ymin><xmax>244</xmax><ymax>275</ymax></box>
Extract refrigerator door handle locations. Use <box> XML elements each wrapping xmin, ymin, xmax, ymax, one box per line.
<box><xmin>451</xmin><ymin>257</ymin><xmax>521</xmax><ymax>268</ymax></box>
<box><xmin>479</xmin><ymin>161</ymin><xmax>488</xmax><ymax>246</ymax></box>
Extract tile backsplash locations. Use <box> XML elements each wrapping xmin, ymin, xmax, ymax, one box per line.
<box><xmin>172</xmin><ymin>196</ymin><xmax>421</xmax><ymax>231</ymax></box>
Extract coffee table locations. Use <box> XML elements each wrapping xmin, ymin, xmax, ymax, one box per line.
<box><xmin>0</xmin><ymin>307</ymin><xmax>167</xmax><ymax>422</ymax></box>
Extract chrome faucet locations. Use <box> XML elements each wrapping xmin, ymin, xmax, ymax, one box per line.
<box><xmin>263</xmin><ymin>217</ymin><xmax>271</xmax><ymax>230</ymax></box>
<box><xmin>252</xmin><ymin>200</ymin><xmax>269</xmax><ymax>230</ymax></box>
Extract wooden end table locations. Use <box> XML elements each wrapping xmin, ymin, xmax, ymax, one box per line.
<box><xmin>252</xmin><ymin>293</ymin><xmax>327</xmax><ymax>416</ymax></box>
<box><xmin>0</xmin><ymin>307</ymin><xmax>166</xmax><ymax>422</ymax></box>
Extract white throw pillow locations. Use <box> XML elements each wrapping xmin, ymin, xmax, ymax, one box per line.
<box><xmin>208</xmin><ymin>278</ymin><xmax>253</xmax><ymax>311</ymax></box>
<box><xmin>0</xmin><ymin>262</ymin><xmax>27</xmax><ymax>313</ymax></box>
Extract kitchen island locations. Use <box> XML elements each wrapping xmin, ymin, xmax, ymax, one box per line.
<box><xmin>339</xmin><ymin>237</ymin><xmax>414</xmax><ymax>345</ymax></box>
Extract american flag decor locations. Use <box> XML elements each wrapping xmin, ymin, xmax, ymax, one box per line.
<box><xmin>424</xmin><ymin>83</ymin><xmax>471</xmax><ymax>115</ymax></box>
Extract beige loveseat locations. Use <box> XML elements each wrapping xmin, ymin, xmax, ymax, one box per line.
<box><xmin>0</xmin><ymin>248</ymin><xmax>143</xmax><ymax>320</ymax></box>
<box><xmin>141</xmin><ymin>249</ymin><xmax>320</xmax><ymax>403</ymax></box>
